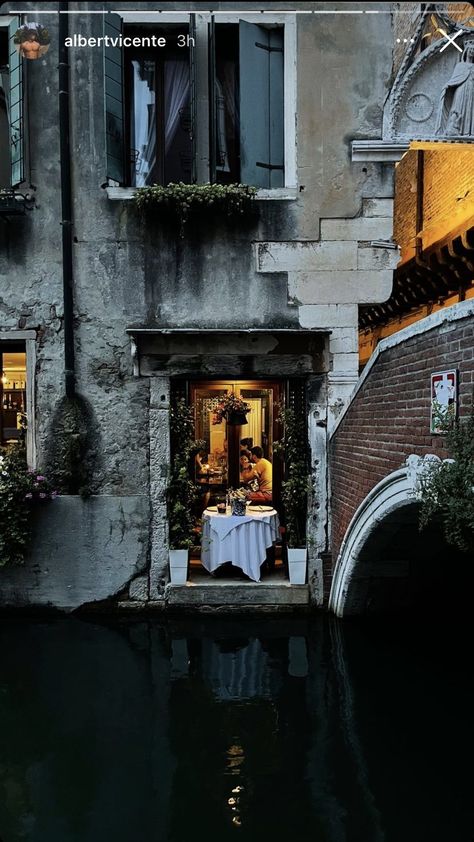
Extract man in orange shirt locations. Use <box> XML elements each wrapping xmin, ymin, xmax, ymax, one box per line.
<box><xmin>246</xmin><ymin>446</ymin><xmax>272</xmax><ymax>503</ymax></box>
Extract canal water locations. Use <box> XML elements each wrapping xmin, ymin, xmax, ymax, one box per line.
<box><xmin>0</xmin><ymin>614</ymin><xmax>471</xmax><ymax>842</ymax></box>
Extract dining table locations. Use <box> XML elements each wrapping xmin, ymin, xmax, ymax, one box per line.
<box><xmin>201</xmin><ymin>506</ymin><xmax>280</xmax><ymax>582</ymax></box>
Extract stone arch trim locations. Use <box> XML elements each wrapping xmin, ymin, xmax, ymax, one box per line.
<box><xmin>329</xmin><ymin>456</ymin><xmax>438</xmax><ymax>617</ymax></box>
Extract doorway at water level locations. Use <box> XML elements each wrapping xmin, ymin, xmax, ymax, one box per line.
<box><xmin>188</xmin><ymin>379</ymin><xmax>284</xmax><ymax>578</ymax></box>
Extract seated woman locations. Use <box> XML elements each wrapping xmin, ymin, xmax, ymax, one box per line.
<box><xmin>240</xmin><ymin>454</ymin><xmax>254</xmax><ymax>485</ymax></box>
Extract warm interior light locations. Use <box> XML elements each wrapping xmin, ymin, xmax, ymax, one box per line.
<box><xmin>1</xmin><ymin>371</ymin><xmax>7</xmax><ymax>385</ymax></box>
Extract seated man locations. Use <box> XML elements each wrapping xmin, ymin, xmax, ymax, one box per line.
<box><xmin>246</xmin><ymin>446</ymin><xmax>272</xmax><ymax>503</ymax></box>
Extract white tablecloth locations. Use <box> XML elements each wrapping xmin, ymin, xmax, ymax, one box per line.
<box><xmin>201</xmin><ymin>508</ymin><xmax>280</xmax><ymax>582</ymax></box>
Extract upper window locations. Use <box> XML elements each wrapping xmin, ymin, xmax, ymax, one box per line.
<box><xmin>0</xmin><ymin>15</ymin><xmax>24</xmax><ymax>188</ymax></box>
<box><xmin>124</xmin><ymin>25</ymin><xmax>192</xmax><ymax>187</ymax></box>
<box><xmin>105</xmin><ymin>16</ymin><xmax>288</xmax><ymax>190</ymax></box>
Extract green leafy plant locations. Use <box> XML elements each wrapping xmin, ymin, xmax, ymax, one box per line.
<box><xmin>430</xmin><ymin>397</ymin><xmax>456</xmax><ymax>434</ymax></box>
<box><xmin>273</xmin><ymin>403</ymin><xmax>313</xmax><ymax>548</ymax></box>
<box><xmin>0</xmin><ymin>439</ymin><xmax>57</xmax><ymax>567</ymax></box>
<box><xmin>133</xmin><ymin>182</ymin><xmax>258</xmax><ymax>236</ymax></box>
<box><xmin>418</xmin><ymin>406</ymin><xmax>474</xmax><ymax>553</ymax></box>
<box><xmin>168</xmin><ymin>398</ymin><xmax>204</xmax><ymax>550</ymax></box>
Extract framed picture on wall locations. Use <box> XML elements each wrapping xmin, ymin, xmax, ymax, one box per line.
<box><xmin>430</xmin><ymin>369</ymin><xmax>458</xmax><ymax>434</ymax></box>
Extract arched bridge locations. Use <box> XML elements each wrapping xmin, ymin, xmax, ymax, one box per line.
<box><xmin>327</xmin><ymin>300</ymin><xmax>474</xmax><ymax>616</ymax></box>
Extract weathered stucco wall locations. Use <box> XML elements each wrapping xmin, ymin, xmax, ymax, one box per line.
<box><xmin>0</xmin><ymin>496</ymin><xmax>149</xmax><ymax>610</ymax></box>
<box><xmin>0</xmin><ymin>1</ymin><xmax>397</xmax><ymax>607</ymax></box>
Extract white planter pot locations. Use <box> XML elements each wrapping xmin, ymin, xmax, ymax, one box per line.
<box><xmin>287</xmin><ymin>548</ymin><xmax>307</xmax><ymax>585</ymax></box>
<box><xmin>169</xmin><ymin>549</ymin><xmax>189</xmax><ymax>585</ymax></box>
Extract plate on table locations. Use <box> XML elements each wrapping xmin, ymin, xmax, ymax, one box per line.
<box><xmin>247</xmin><ymin>505</ymin><xmax>274</xmax><ymax>513</ymax></box>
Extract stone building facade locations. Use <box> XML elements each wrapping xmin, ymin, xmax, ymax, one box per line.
<box><xmin>0</xmin><ymin>2</ymin><xmax>471</xmax><ymax>610</ymax></box>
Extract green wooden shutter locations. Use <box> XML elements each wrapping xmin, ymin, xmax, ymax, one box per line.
<box><xmin>8</xmin><ymin>17</ymin><xmax>23</xmax><ymax>187</ymax></box>
<box><xmin>189</xmin><ymin>14</ymin><xmax>197</xmax><ymax>184</ymax></box>
<box><xmin>239</xmin><ymin>21</ymin><xmax>284</xmax><ymax>189</ymax></box>
<box><xmin>208</xmin><ymin>16</ymin><xmax>217</xmax><ymax>184</ymax></box>
<box><xmin>104</xmin><ymin>14</ymin><xmax>125</xmax><ymax>184</ymax></box>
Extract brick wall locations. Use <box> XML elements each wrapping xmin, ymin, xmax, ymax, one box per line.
<box><xmin>394</xmin><ymin>149</ymin><xmax>474</xmax><ymax>260</ymax></box>
<box><xmin>330</xmin><ymin>312</ymin><xmax>474</xmax><ymax>565</ymax></box>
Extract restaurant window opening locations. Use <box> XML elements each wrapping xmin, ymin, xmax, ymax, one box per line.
<box><xmin>189</xmin><ymin>380</ymin><xmax>283</xmax><ymax>516</ymax></box>
<box><xmin>0</xmin><ymin>343</ymin><xmax>27</xmax><ymax>447</ymax></box>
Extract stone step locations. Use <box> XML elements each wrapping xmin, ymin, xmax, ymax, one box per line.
<box><xmin>165</xmin><ymin>581</ymin><xmax>310</xmax><ymax>609</ymax></box>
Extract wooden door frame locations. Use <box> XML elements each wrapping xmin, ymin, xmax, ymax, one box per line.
<box><xmin>187</xmin><ymin>378</ymin><xmax>285</xmax><ymax>509</ymax></box>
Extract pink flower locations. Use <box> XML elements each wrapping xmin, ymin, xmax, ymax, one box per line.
<box><xmin>36</xmin><ymin>475</ymin><xmax>45</xmax><ymax>482</ymax></box>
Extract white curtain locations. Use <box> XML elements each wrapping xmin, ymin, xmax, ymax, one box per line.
<box><xmin>216</xmin><ymin>61</ymin><xmax>238</xmax><ymax>172</ymax></box>
<box><xmin>240</xmin><ymin>399</ymin><xmax>262</xmax><ymax>448</ymax></box>
<box><xmin>131</xmin><ymin>60</ymin><xmax>156</xmax><ymax>187</ymax></box>
<box><xmin>164</xmin><ymin>59</ymin><xmax>190</xmax><ymax>155</ymax></box>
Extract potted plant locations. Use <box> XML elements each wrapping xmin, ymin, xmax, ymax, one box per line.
<box><xmin>274</xmin><ymin>404</ymin><xmax>312</xmax><ymax>584</ymax></box>
<box><xmin>167</xmin><ymin>398</ymin><xmax>204</xmax><ymax>584</ymax></box>
<box><xmin>212</xmin><ymin>393</ymin><xmax>251</xmax><ymax>426</ymax></box>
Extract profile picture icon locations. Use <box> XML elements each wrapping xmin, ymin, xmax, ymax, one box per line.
<box><xmin>14</xmin><ymin>23</ymin><xmax>50</xmax><ymax>60</ymax></box>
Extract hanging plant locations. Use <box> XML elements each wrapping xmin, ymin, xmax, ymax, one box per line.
<box><xmin>211</xmin><ymin>393</ymin><xmax>251</xmax><ymax>425</ymax></box>
<box><xmin>132</xmin><ymin>182</ymin><xmax>258</xmax><ymax>237</ymax></box>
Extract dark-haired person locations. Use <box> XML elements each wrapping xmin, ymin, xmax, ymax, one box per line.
<box><xmin>247</xmin><ymin>446</ymin><xmax>272</xmax><ymax>503</ymax></box>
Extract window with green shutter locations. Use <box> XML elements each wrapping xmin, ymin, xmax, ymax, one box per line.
<box><xmin>104</xmin><ymin>14</ymin><xmax>125</xmax><ymax>184</ymax></box>
<box><xmin>104</xmin><ymin>17</ymin><xmax>287</xmax><ymax>189</ymax></box>
<box><xmin>8</xmin><ymin>17</ymin><xmax>23</xmax><ymax>187</ymax></box>
<box><xmin>0</xmin><ymin>16</ymin><xmax>24</xmax><ymax>188</ymax></box>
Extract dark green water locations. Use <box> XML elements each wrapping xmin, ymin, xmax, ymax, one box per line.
<box><xmin>0</xmin><ymin>615</ymin><xmax>471</xmax><ymax>842</ymax></box>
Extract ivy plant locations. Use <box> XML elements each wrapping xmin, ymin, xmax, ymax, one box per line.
<box><xmin>133</xmin><ymin>182</ymin><xmax>258</xmax><ymax>236</ymax></box>
<box><xmin>273</xmin><ymin>404</ymin><xmax>314</xmax><ymax>548</ymax></box>
<box><xmin>417</xmin><ymin>407</ymin><xmax>474</xmax><ymax>553</ymax></box>
<box><xmin>167</xmin><ymin>398</ymin><xmax>205</xmax><ymax>550</ymax></box>
<box><xmin>0</xmin><ymin>439</ymin><xmax>57</xmax><ymax>567</ymax></box>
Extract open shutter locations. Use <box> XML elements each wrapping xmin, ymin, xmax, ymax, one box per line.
<box><xmin>104</xmin><ymin>14</ymin><xmax>125</xmax><ymax>184</ymax></box>
<box><xmin>208</xmin><ymin>16</ymin><xmax>217</xmax><ymax>184</ymax></box>
<box><xmin>239</xmin><ymin>22</ymin><xmax>284</xmax><ymax>189</ymax></box>
<box><xmin>189</xmin><ymin>14</ymin><xmax>197</xmax><ymax>183</ymax></box>
<box><xmin>8</xmin><ymin>17</ymin><xmax>23</xmax><ymax>187</ymax></box>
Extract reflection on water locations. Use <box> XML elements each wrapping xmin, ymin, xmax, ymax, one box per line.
<box><xmin>0</xmin><ymin>615</ymin><xmax>472</xmax><ymax>842</ymax></box>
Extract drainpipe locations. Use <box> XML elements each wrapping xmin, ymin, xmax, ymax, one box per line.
<box><xmin>59</xmin><ymin>1</ymin><xmax>75</xmax><ymax>398</ymax></box>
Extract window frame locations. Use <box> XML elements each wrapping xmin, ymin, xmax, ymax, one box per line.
<box><xmin>110</xmin><ymin>11</ymin><xmax>297</xmax><ymax>197</ymax></box>
<box><xmin>0</xmin><ymin>330</ymin><xmax>36</xmax><ymax>468</ymax></box>
<box><xmin>123</xmin><ymin>24</ymin><xmax>193</xmax><ymax>188</ymax></box>
<box><xmin>0</xmin><ymin>14</ymin><xmax>27</xmax><ymax>189</ymax></box>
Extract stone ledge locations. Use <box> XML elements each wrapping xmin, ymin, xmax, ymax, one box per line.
<box><xmin>165</xmin><ymin>582</ymin><xmax>310</xmax><ymax>607</ymax></box>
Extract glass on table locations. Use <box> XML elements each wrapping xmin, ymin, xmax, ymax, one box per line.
<box><xmin>216</xmin><ymin>497</ymin><xmax>227</xmax><ymax>515</ymax></box>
